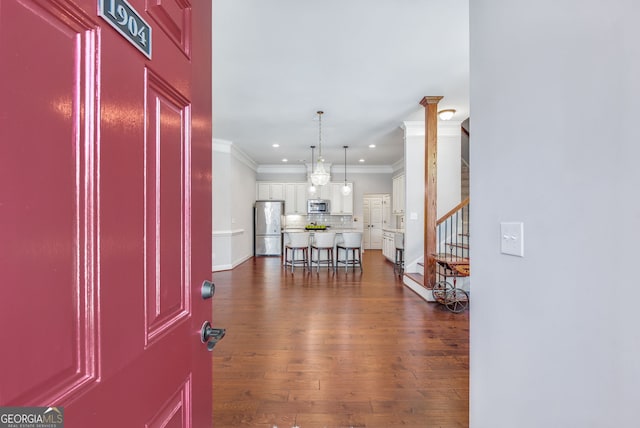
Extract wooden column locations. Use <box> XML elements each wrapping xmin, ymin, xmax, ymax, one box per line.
<box><xmin>420</xmin><ymin>96</ymin><xmax>442</xmax><ymax>288</ymax></box>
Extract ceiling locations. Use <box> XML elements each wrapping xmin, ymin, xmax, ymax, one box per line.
<box><xmin>212</xmin><ymin>0</ymin><xmax>469</xmax><ymax>168</ymax></box>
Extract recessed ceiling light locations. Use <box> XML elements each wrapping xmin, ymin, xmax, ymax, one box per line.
<box><xmin>272</xmin><ymin>143</ymin><xmax>280</xmax><ymax>148</ymax></box>
<box><xmin>369</xmin><ymin>144</ymin><xmax>376</xmax><ymax>148</ymax></box>
<box><xmin>359</xmin><ymin>159</ymin><xmax>365</xmax><ymax>163</ymax></box>
<box><xmin>282</xmin><ymin>158</ymin><xmax>288</xmax><ymax>162</ymax></box>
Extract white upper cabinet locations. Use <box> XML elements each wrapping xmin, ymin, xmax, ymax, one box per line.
<box><xmin>257</xmin><ymin>181</ymin><xmax>352</xmax><ymax>215</ymax></box>
<box><xmin>392</xmin><ymin>174</ymin><xmax>405</xmax><ymax>214</ymax></box>
<box><xmin>257</xmin><ymin>182</ymin><xmax>284</xmax><ymax>200</ymax></box>
<box><xmin>313</xmin><ymin>183</ymin><xmax>331</xmax><ymax>200</ymax></box>
<box><xmin>284</xmin><ymin>183</ymin><xmax>308</xmax><ymax>215</ymax></box>
<box><xmin>329</xmin><ymin>182</ymin><xmax>353</xmax><ymax>214</ymax></box>
<box><xmin>382</xmin><ymin>194</ymin><xmax>391</xmax><ymax>227</ymax></box>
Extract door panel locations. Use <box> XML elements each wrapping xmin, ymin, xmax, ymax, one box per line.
<box><xmin>363</xmin><ymin>199</ymin><xmax>371</xmax><ymax>248</ymax></box>
<box><xmin>362</xmin><ymin>197</ymin><xmax>383</xmax><ymax>249</ymax></box>
<box><xmin>146</xmin><ymin>377</ymin><xmax>191</xmax><ymax>428</ymax></box>
<box><xmin>145</xmin><ymin>70</ymin><xmax>191</xmax><ymax>346</ymax></box>
<box><xmin>370</xmin><ymin>199</ymin><xmax>383</xmax><ymax>249</ymax></box>
<box><xmin>0</xmin><ymin>0</ymin><xmax>212</xmax><ymax>425</ymax></box>
<box><xmin>147</xmin><ymin>0</ymin><xmax>192</xmax><ymax>56</ymax></box>
<box><xmin>0</xmin><ymin>0</ymin><xmax>99</xmax><ymax>405</ymax></box>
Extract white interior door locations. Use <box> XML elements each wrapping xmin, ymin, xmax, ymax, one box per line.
<box><xmin>363</xmin><ymin>196</ymin><xmax>384</xmax><ymax>249</ymax></box>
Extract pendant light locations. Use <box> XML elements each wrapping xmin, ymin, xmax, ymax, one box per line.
<box><xmin>308</xmin><ymin>145</ymin><xmax>317</xmax><ymax>195</ymax></box>
<box><xmin>309</xmin><ymin>111</ymin><xmax>330</xmax><ymax>186</ymax></box>
<box><xmin>341</xmin><ymin>145</ymin><xmax>352</xmax><ymax>196</ymax></box>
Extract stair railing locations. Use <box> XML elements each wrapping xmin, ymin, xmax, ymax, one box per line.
<box><xmin>436</xmin><ymin>197</ymin><xmax>470</xmax><ymax>260</ymax></box>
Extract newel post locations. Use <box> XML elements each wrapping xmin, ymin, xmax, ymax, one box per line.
<box><xmin>420</xmin><ymin>96</ymin><xmax>442</xmax><ymax>288</ymax></box>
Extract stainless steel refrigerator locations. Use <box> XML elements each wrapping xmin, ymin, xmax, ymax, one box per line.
<box><xmin>254</xmin><ymin>200</ymin><xmax>284</xmax><ymax>256</ymax></box>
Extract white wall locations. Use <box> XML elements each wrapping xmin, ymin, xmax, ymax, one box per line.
<box><xmin>212</xmin><ymin>140</ymin><xmax>256</xmax><ymax>271</ymax></box>
<box><xmin>402</xmin><ymin>121</ymin><xmax>462</xmax><ymax>270</ymax></box>
<box><xmin>470</xmin><ymin>1</ymin><xmax>640</xmax><ymax>427</ymax></box>
<box><xmin>403</xmin><ymin>123</ymin><xmax>425</xmax><ymax>269</ymax></box>
<box><xmin>230</xmin><ymin>148</ymin><xmax>257</xmax><ymax>266</ymax></box>
<box><xmin>212</xmin><ymin>143</ymin><xmax>232</xmax><ymax>269</ymax></box>
<box><xmin>437</xmin><ymin>123</ymin><xmax>462</xmax><ymax>215</ymax></box>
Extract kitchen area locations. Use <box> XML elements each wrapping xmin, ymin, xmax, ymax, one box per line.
<box><xmin>253</xmin><ymin>177</ymin><xmax>405</xmax><ymax>269</ymax></box>
<box><xmin>210</xmin><ymin>140</ymin><xmax>409</xmax><ymax>272</ymax></box>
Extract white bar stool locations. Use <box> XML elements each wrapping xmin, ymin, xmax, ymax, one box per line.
<box><xmin>336</xmin><ymin>232</ymin><xmax>363</xmax><ymax>272</ymax></box>
<box><xmin>284</xmin><ymin>232</ymin><xmax>310</xmax><ymax>273</ymax></box>
<box><xmin>310</xmin><ymin>232</ymin><xmax>336</xmax><ymax>272</ymax></box>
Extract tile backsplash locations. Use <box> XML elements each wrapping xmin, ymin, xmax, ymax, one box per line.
<box><xmin>284</xmin><ymin>214</ymin><xmax>355</xmax><ymax>230</ymax></box>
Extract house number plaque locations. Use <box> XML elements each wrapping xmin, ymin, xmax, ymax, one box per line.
<box><xmin>98</xmin><ymin>0</ymin><xmax>152</xmax><ymax>59</ymax></box>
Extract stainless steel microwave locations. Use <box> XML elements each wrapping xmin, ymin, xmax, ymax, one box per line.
<box><xmin>307</xmin><ymin>199</ymin><xmax>330</xmax><ymax>214</ymax></box>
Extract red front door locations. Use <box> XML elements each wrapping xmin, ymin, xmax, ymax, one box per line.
<box><xmin>0</xmin><ymin>1</ymin><xmax>213</xmax><ymax>426</ymax></box>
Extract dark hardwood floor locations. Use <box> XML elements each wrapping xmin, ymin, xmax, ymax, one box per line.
<box><xmin>211</xmin><ymin>250</ymin><xmax>469</xmax><ymax>428</ymax></box>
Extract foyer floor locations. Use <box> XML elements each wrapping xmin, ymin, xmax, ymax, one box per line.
<box><xmin>211</xmin><ymin>250</ymin><xmax>469</xmax><ymax>428</ymax></box>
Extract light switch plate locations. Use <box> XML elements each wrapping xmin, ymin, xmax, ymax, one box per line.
<box><xmin>500</xmin><ymin>222</ymin><xmax>524</xmax><ymax>257</ymax></box>
<box><xmin>410</xmin><ymin>212</ymin><xmax>418</xmax><ymax>220</ymax></box>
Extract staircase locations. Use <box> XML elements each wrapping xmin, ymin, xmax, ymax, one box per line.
<box><xmin>404</xmin><ymin>198</ymin><xmax>470</xmax><ymax>301</ymax></box>
<box><xmin>461</xmin><ymin>160</ymin><xmax>469</xmax><ymax>201</ymax></box>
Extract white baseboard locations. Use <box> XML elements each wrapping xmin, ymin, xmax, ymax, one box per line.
<box><xmin>403</xmin><ymin>275</ymin><xmax>436</xmax><ymax>302</ymax></box>
<box><xmin>212</xmin><ymin>253</ymin><xmax>253</xmax><ymax>272</ymax></box>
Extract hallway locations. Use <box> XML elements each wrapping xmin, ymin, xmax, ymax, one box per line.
<box><xmin>211</xmin><ymin>251</ymin><xmax>469</xmax><ymax>427</ymax></box>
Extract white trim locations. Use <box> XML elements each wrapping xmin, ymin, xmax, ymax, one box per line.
<box><xmin>401</xmin><ymin>120</ymin><xmax>464</xmax><ymax>138</ymax></box>
<box><xmin>213</xmin><ymin>253</ymin><xmax>253</xmax><ymax>272</ymax></box>
<box><xmin>257</xmin><ymin>164</ymin><xmax>308</xmax><ymax>174</ymax></box>
<box><xmin>401</xmin><ymin>121</ymin><xmax>425</xmax><ymax>137</ymax></box>
<box><xmin>403</xmin><ymin>276</ymin><xmax>436</xmax><ymax>302</ymax></box>
<box><xmin>391</xmin><ymin>158</ymin><xmax>404</xmax><ymax>173</ymax></box>
<box><xmin>212</xmin><ymin>229</ymin><xmax>245</xmax><ymax>237</ymax></box>
<box><xmin>213</xmin><ymin>139</ymin><xmax>258</xmax><ymax>171</ymax></box>
<box><xmin>213</xmin><ymin>138</ymin><xmax>232</xmax><ymax>153</ymax></box>
<box><xmin>212</xmin><ymin>263</ymin><xmax>233</xmax><ymax>271</ymax></box>
<box><xmin>438</xmin><ymin>121</ymin><xmax>463</xmax><ymax>137</ymax></box>
<box><xmin>330</xmin><ymin>164</ymin><xmax>393</xmax><ymax>174</ymax></box>
<box><xmin>231</xmin><ymin>144</ymin><xmax>258</xmax><ymax>171</ymax></box>
<box><xmin>257</xmin><ymin>163</ymin><xmax>393</xmax><ymax>175</ymax></box>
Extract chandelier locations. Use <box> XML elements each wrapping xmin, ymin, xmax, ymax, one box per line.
<box><xmin>309</xmin><ymin>111</ymin><xmax>330</xmax><ymax>186</ymax></box>
<box><xmin>341</xmin><ymin>145</ymin><xmax>352</xmax><ymax>196</ymax></box>
<box><xmin>308</xmin><ymin>145</ymin><xmax>317</xmax><ymax>195</ymax></box>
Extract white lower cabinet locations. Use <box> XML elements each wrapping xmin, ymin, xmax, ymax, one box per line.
<box><xmin>382</xmin><ymin>231</ymin><xmax>395</xmax><ymax>261</ymax></box>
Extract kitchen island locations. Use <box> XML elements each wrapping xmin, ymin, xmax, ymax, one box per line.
<box><xmin>282</xmin><ymin>229</ymin><xmax>364</xmax><ymax>268</ymax></box>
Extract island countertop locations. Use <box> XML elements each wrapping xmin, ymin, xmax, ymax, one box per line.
<box><xmin>382</xmin><ymin>228</ymin><xmax>405</xmax><ymax>233</ymax></box>
<box><xmin>282</xmin><ymin>228</ymin><xmax>363</xmax><ymax>233</ymax></box>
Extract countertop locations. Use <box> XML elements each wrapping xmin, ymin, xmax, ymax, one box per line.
<box><xmin>382</xmin><ymin>228</ymin><xmax>405</xmax><ymax>233</ymax></box>
<box><xmin>283</xmin><ymin>228</ymin><xmax>362</xmax><ymax>233</ymax></box>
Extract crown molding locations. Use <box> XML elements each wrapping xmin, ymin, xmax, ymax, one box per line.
<box><xmin>401</xmin><ymin>120</ymin><xmax>463</xmax><ymax>138</ymax></box>
<box><xmin>331</xmin><ymin>164</ymin><xmax>393</xmax><ymax>174</ymax></box>
<box><xmin>256</xmin><ymin>164</ymin><xmax>308</xmax><ymax>174</ymax></box>
<box><xmin>401</xmin><ymin>121</ymin><xmax>425</xmax><ymax>137</ymax></box>
<box><xmin>213</xmin><ymin>139</ymin><xmax>258</xmax><ymax>171</ymax></box>
<box><xmin>256</xmin><ymin>163</ymin><xmax>394</xmax><ymax>175</ymax></box>
<box><xmin>213</xmin><ymin>138</ymin><xmax>232</xmax><ymax>153</ymax></box>
<box><xmin>231</xmin><ymin>144</ymin><xmax>258</xmax><ymax>171</ymax></box>
<box><xmin>391</xmin><ymin>158</ymin><xmax>404</xmax><ymax>173</ymax></box>
<box><xmin>438</xmin><ymin>121</ymin><xmax>463</xmax><ymax>137</ymax></box>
